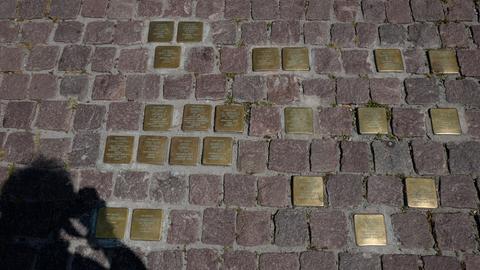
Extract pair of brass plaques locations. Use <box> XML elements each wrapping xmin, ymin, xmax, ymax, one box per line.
<box><xmin>104</xmin><ymin>135</ymin><xmax>167</xmax><ymax>165</ymax></box>
<box><xmin>95</xmin><ymin>208</ymin><xmax>163</xmax><ymax>241</ymax></box>
<box><xmin>182</xmin><ymin>104</ymin><xmax>245</xmax><ymax>133</ymax></box>
<box><xmin>406</xmin><ymin>178</ymin><xmax>438</xmax><ymax>208</ymax></box>
<box><xmin>375</xmin><ymin>49</ymin><xmax>404</xmax><ymax>72</ymax></box>
<box><xmin>354</xmin><ymin>214</ymin><xmax>387</xmax><ymax>246</ymax></box>
<box><xmin>285</xmin><ymin>107</ymin><xmax>313</xmax><ymax>134</ymax></box>
<box><xmin>428</xmin><ymin>49</ymin><xmax>459</xmax><ymax>74</ymax></box>
<box><xmin>148</xmin><ymin>21</ymin><xmax>203</xmax><ymax>43</ymax></box>
<box><xmin>358</xmin><ymin>107</ymin><xmax>389</xmax><ymax>135</ymax></box>
<box><xmin>169</xmin><ymin>137</ymin><xmax>233</xmax><ymax>166</ymax></box>
<box><xmin>252</xmin><ymin>47</ymin><xmax>310</xmax><ymax>71</ymax></box>
<box><xmin>430</xmin><ymin>108</ymin><xmax>461</xmax><ymax>135</ymax></box>
<box><xmin>293</xmin><ymin>176</ymin><xmax>324</xmax><ymax>206</ymax></box>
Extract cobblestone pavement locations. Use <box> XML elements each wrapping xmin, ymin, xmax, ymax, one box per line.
<box><xmin>1</xmin><ymin>0</ymin><xmax>480</xmax><ymax>269</ymax></box>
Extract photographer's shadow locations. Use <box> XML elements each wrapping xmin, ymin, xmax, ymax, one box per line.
<box><xmin>0</xmin><ymin>157</ymin><xmax>146</xmax><ymax>270</ymax></box>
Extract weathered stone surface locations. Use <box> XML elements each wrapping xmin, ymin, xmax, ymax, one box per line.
<box><xmin>392</xmin><ymin>212</ymin><xmax>434</xmax><ymax>249</ymax></box>
<box><xmin>149</xmin><ymin>172</ymin><xmax>187</xmax><ymax>204</ymax></box>
<box><xmin>392</xmin><ymin>108</ymin><xmax>425</xmax><ymax>137</ymax></box>
<box><xmin>445</xmin><ymin>79</ymin><xmax>480</xmax><ymax>107</ymax></box>
<box><xmin>274</xmin><ymin>209</ymin><xmax>308</xmax><ymax>247</ymax></box>
<box><xmin>411</xmin><ymin>0</ymin><xmax>444</xmax><ymax>22</ymax></box>
<box><xmin>186</xmin><ymin>249</ymin><xmax>219</xmax><ymax>270</ymax></box>
<box><xmin>147</xmin><ymin>251</ymin><xmax>183</xmax><ymax>270</ymax></box>
<box><xmin>411</xmin><ymin>140</ymin><xmax>448</xmax><ymax>175</ymax></box>
<box><xmin>379</xmin><ymin>24</ymin><xmax>407</xmax><ymax>46</ymax></box>
<box><xmin>337</xmin><ymin>78</ymin><xmax>370</xmax><ymax>104</ymax></box>
<box><xmin>327</xmin><ymin>174</ymin><xmax>363</xmax><ymax>207</ymax></box>
<box><xmin>3</xmin><ymin>101</ymin><xmax>36</xmax><ymax>129</ymax></box>
<box><xmin>304</xmin><ymin>22</ymin><xmax>330</xmax><ymax>45</ymax></box>
<box><xmin>310</xmin><ymin>210</ymin><xmax>348</xmax><ymax>249</ymax></box>
<box><xmin>202</xmin><ymin>208</ymin><xmax>236</xmax><ymax>246</ymax></box>
<box><xmin>341</xmin><ymin>50</ymin><xmax>372</xmax><ymax>74</ymax></box>
<box><xmin>339</xmin><ymin>253</ymin><xmax>381</xmax><ymax>270</ymax></box>
<box><xmin>167</xmin><ymin>210</ymin><xmax>201</xmax><ymax>244</ymax></box>
<box><xmin>458</xmin><ymin>50</ymin><xmax>480</xmax><ymax>77</ymax></box>
<box><xmin>249</xmin><ymin>106</ymin><xmax>281</xmax><ymax>137</ymax></box>
<box><xmin>259</xmin><ymin>253</ymin><xmax>299</xmax><ymax>270</ymax></box>
<box><xmin>185</xmin><ymin>47</ymin><xmax>215</xmax><ymax>74</ymax></box>
<box><xmin>266</xmin><ymin>75</ymin><xmax>300</xmax><ymax>104</ymax></box>
<box><xmin>268</xmin><ymin>139</ymin><xmax>309</xmax><ymax>173</ymax></box>
<box><xmin>340</xmin><ymin>141</ymin><xmax>371</xmax><ymax>173</ymax></box>
<box><xmin>313</xmin><ymin>48</ymin><xmax>342</xmax><ymax>74</ymax></box>
<box><xmin>224</xmin><ymin>174</ymin><xmax>256</xmax><ymax>207</ymax></box>
<box><xmin>224</xmin><ymin>251</ymin><xmax>256</xmax><ymax>270</ymax></box>
<box><xmin>232</xmin><ymin>75</ymin><xmax>266</xmax><ymax>102</ymax></box>
<box><xmin>408</xmin><ymin>23</ymin><xmax>441</xmax><ymax>48</ymax></box>
<box><xmin>113</xmin><ymin>171</ymin><xmax>149</xmax><ymax>201</ymax></box>
<box><xmin>382</xmin><ymin>255</ymin><xmax>421</xmax><ymax>270</ymax></box>
<box><xmin>163</xmin><ymin>74</ymin><xmax>193</xmax><ymax>100</ymax></box>
<box><xmin>311</xmin><ymin>139</ymin><xmax>338</xmax><ymax>173</ymax></box>
<box><xmin>237</xmin><ymin>140</ymin><xmax>268</xmax><ymax>174</ymax></box>
<box><xmin>257</xmin><ymin>176</ymin><xmax>291</xmax><ymax>208</ymax></box>
<box><xmin>303</xmin><ymin>78</ymin><xmax>335</xmax><ymax>103</ymax></box>
<box><xmin>434</xmin><ymin>213</ymin><xmax>478</xmax><ymax>251</ymax></box>
<box><xmin>372</xmin><ymin>141</ymin><xmax>414</xmax><ymax>174</ymax></box>
<box><xmin>237</xmin><ymin>210</ymin><xmax>272</xmax><ymax>246</ymax></box>
<box><xmin>106</xmin><ymin>102</ymin><xmax>141</xmax><ymax>131</ymax></box>
<box><xmin>423</xmin><ymin>256</ymin><xmax>462</xmax><ymax>270</ymax></box>
<box><xmin>370</xmin><ymin>78</ymin><xmax>402</xmax><ymax>104</ymax></box>
<box><xmin>440</xmin><ymin>175</ymin><xmax>479</xmax><ymax>209</ymax></box>
<box><xmin>316</xmin><ymin>107</ymin><xmax>353</xmax><ymax>136</ymax></box>
<box><xmin>405</xmin><ymin>78</ymin><xmax>439</xmax><ymax>105</ymax></box>
<box><xmin>189</xmin><ymin>174</ymin><xmax>222</xmax><ymax>206</ymax></box>
<box><xmin>367</xmin><ymin>176</ymin><xmax>403</xmax><ymax>206</ymax></box>
<box><xmin>448</xmin><ymin>142</ymin><xmax>480</xmax><ymax>174</ymax></box>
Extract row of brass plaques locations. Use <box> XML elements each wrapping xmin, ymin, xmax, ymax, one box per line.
<box><xmin>104</xmin><ymin>136</ymin><xmax>233</xmax><ymax>166</ymax></box>
<box><xmin>253</xmin><ymin>47</ymin><xmax>310</xmax><ymax>71</ymax></box>
<box><xmin>96</xmin><ymin>208</ymin><xmax>163</xmax><ymax>241</ymax></box>
<box><xmin>292</xmin><ymin>176</ymin><xmax>438</xmax><ymax>209</ymax></box>
<box><xmin>148</xmin><ymin>21</ymin><xmax>203</xmax><ymax>43</ymax></box>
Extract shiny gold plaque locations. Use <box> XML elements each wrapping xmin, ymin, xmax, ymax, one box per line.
<box><xmin>406</xmin><ymin>178</ymin><xmax>438</xmax><ymax>208</ymax></box>
<box><xmin>428</xmin><ymin>49</ymin><xmax>459</xmax><ymax>74</ymax></box>
<box><xmin>130</xmin><ymin>209</ymin><xmax>163</xmax><ymax>241</ymax></box>
<box><xmin>282</xmin><ymin>47</ymin><xmax>310</xmax><ymax>71</ymax></box>
<box><xmin>104</xmin><ymin>136</ymin><xmax>134</xmax><ymax>164</ymax></box>
<box><xmin>202</xmin><ymin>137</ymin><xmax>233</xmax><ymax>166</ymax></box>
<box><xmin>143</xmin><ymin>105</ymin><xmax>173</xmax><ymax>131</ymax></box>
<box><xmin>154</xmin><ymin>46</ymin><xmax>181</xmax><ymax>69</ymax></box>
<box><xmin>137</xmin><ymin>136</ymin><xmax>168</xmax><ymax>165</ymax></box>
<box><xmin>95</xmin><ymin>207</ymin><xmax>129</xmax><ymax>239</ymax></box>
<box><xmin>358</xmin><ymin>107</ymin><xmax>389</xmax><ymax>135</ymax></box>
<box><xmin>375</xmin><ymin>49</ymin><xmax>404</xmax><ymax>72</ymax></box>
<box><xmin>284</xmin><ymin>107</ymin><xmax>313</xmax><ymax>134</ymax></box>
<box><xmin>148</xmin><ymin>21</ymin><xmax>174</xmax><ymax>42</ymax></box>
<box><xmin>354</xmin><ymin>214</ymin><xmax>387</xmax><ymax>246</ymax></box>
<box><xmin>252</xmin><ymin>48</ymin><xmax>281</xmax><ymax>71</ymax></box>
<box><xmin>430</xmin><ymin>108</ymin><xmax>461</xmax><ymax>135</ymax></box>
<box><xmin>214</xmin><ymin>105</ymin><xmax>245</xmax><ymax>133</ymax></box>
<box><xmin>177</xmin><ymin>22</ymin><xmax>203</xmax><ymax>42</ymax></box>
<box><xmin>169</xmin><ymin>137</ymin><xmax>199</xmax><ymax>166</ymax></box>
<box><xmin>182</xmin><ymin>104</ymin><xmax>212</xmax><ymax>131</ymax></box>
<box><xmin>293</xmin><ymin>176</ymin><xmax>324</xmax><ymax>207</ymax></box>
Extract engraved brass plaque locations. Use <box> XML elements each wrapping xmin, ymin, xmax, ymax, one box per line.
<box><xmin>428</xmin><ymin>49</ymin><xmax>459</xmax><ymax>74</ymax></box>
<box><xmin>282</xmin><ymin>47</ymin><xmax>310</xmax><ymax>71</ymax></box>
<box><xmin>148</xmin><ymin>21</ymin><xmax>174</xmax><ymax>42</ymax></box>
<box><xmin>154</xmin><ymin>46</ymin><xmax>181</xmax><ymax>69</ymax></box>
<box><xmin>182</xmin><ymin>104</ymin><xmax>212</xmax><ymax>131</ymax></box>
<box><xmin>130</xmin><ymin>209</ymin><xmax>163</xmax><ymax>241</ymax></box>
<box><xmin>354</xmin><ymin>214</ymin><xmax>387</xmax><ymax>246</ymax></box>
<box><xmin>430</xmin><ymin>108</ymin><xmax>461</xmax><ymax>135</ymax></box>
<box><xmin>169</xmin><ymin>137</ymin><xmax>199</xmax><ymax>166</ymax></box>
<box><xmin>285</xmin><ymin>107</ymin><xmax>313</xmax><ymax>134</ymax></box>
<box><xmin>214</xmin><ymin>105</ymin><xmax>245</xmax><ymax>133</ymax></box>
<box><xmin>137</xmin><ymin>136</ymin><xmax>168</xmax><ymax>165</ymax></box>
<box><xmin>143</xmin><ymin>104</ymin><xmax>173</xmax><ymax>131</ymax></box>
<box><xmin>104</xmin><ymin>136</ymin><xmax>134</xmax><ymax>164</ymax></box>
<box><xmin>95</xmin><ymin>207</ymin><xmax>129</xmax><ymax>239</ymax></box>
<box><xmin>293</xmin><ymin>176</ymin><xmax>324</xmax><ymax>207</ymax></box>
<box><xmin>202</xmin><ymin>137</ymin><xmax>233</xmax><ymax>166</ymax></box>
<box><xmin>177</xmin><ymin>22</ymin><xmax>203</xmax><ymax>42</ymax></box>
<box><xmin>375</xmin><ymin>49</ymin><xmax>404</xmax><ymax>72</ymax></box>
<box><xmin>358</xmin><ymin>107</ymin><xmax>389</xmax><ymax>135</ymax></box>
<box><xmin>406</xmin><ymin>178</ymin><xmax>438</xmax><ymax>209</ymax></box>
<box><xmin>252</xmin><ymin>48</ymin><xmax>281</xmax><ymax>71</ymax></box>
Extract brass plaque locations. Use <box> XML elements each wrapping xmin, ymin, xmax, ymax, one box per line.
<box><xmin>177</xmin><ymin>22</ymin><xmax>203</xmax><ymax>42</ymax></box>
<box><xmin>182</xmin><ymin>104</ymin><xmax>212</xmax><ymax>131</ymax></box>
<box><xmin>154</xmin><ymin>46</ymin><xmax>181</xmax><ymax>69</ymax></box>
<box><xmin>95</xmin><ymin>207</ymin><xmax>129</xmax><ymax>239</ymax></box>
<box><xmin>358</xmin><ymin>107</ymin><xmax>389</xmax><ymax>135</ymax></box>
<box><xmin>252</xmin><ymin>48</ymin><xmax>281</xmax><ymax>71</ymax></box>
<box><xmin>143</xmin><ymin>104</ymin><xmax>173</xmax><ymax>131</ymax></box>
<box><xmin>202</xmin><ymin>137</ymin><xmax>233</xmax><ymax>166</ymax></box>
<box><xmin>284</xmin><ymin>107</ymin><xmax>313</xmax><ymax>134</ymax></box>
<box><xmin>148</xmin><ymin>21</ymin><xmax>174</xmax><ymax>42</ymax></box>
<box><xmin>137</xmin><ymin>136</ymin><xmax>168</xmax><ymax>165</ymax></box>
<box><xmin>406</xmin><ymin>178</ymin><xmax>438</xmax><ymax>208</ymax></box>
<box><xmin>104</xmin><ymin>136</ymin><xmax>134</xmax><ymax>164</ymax></box>
<box><xmin>130</xmin><ymin>209</ymin><xmax>163</xmax><ymax>241</ymax></box>
<box><xmin>354</xmin><ymin>214</ymin><xmax>387</xmax><ymax>246</ymax></box>
<box><xmin>169</xmin><ymin>137</ymin><xmax>199</xmax><ymax>166</ymax></box>
<box><xmin>293</xmin><ymin>176</ymin><xmax>324</xmax><ymax>207</ymax></box>
<box><xmin>428</xmin><ymin>49</ymin><xmax>459</xmax><ymax>74</ymax></box>
<box><xmin>375</xmin><ymin>49</ymin><xmax>404</xmax><ymax>72</ymax></box>
<box><xmin>214</xmin><ymin>105</ymin><xmax>245</xmax><ymax>133</ymax></box>
<box><xmin>282</xmin><ymin>47</ymin><xmax>310</xmax><ymax>71</ymax></box>
<box><xmin>430</xmin><ymin>108</ymin><xmax>461</xmax><ymax>135</ymax></box>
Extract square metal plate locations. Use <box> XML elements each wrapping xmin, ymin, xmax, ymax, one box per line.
<box><xmin>430</xmin><ymin>108</ymin><xmax>461</xmax><ymax>135</ymax></box>
<box><xmin>148</xmin><ymin>21</ymin><xmax>174</xmax><ymax>42</ymax></box>
<box><xmin>293</xmin><ymin>176</ymin><xmax>324</xmax><ymax>207</ymax></box>
<box><xmin>214</xmin><ymin>105</ymin><xmax>245</xmax><ymax>133</ymax></box>
<box><xmin>143</xmin><ymin>104</ymin><xmax>173</xmax><ymax>131</ymax></box>
<box><xmin>177</xmin><ymin>22</ymin><xmax>203</xmax><ymax>42</ymax></box>
<box><xmin>282</xmin><ymin>47</ymin><xmax>310</xmax><ymax>71</ymax></box>
<box><xmin>103</xmin><ymin>136</ymin><xmax>134</xmax><ymax>164</ymax></box>
<box><xmin>375</xmin><ymin>49</ymin><xmax>404</xmax><ymax>72</ymax></box>
<box><xmin>252</xmin><ymin>48</ymin><xmax>281</xmax><ymax>71</ymax></box>
<box><xmin>130</xmin><ymin>209</ymin><xmax>163</xmax><ymax>241</ymax></box>
<box><xmin>95</xmin><ymin>207</ymin><xmax>129</xmax><ymax>239</ymax></box>
<box><xmin>354</xmin><ymin>214</ymin><xmax>387</xmax><ymax>246</ymax></box>
<box><xmin>154</xmin><ymin>46</ymin><xmax>181</xmax><ymax>68</ymax></box>
<box><xmin>169</xmin><ymin>137</ymin><xmax>199</xmax><ymax>166</ymax></box>
<box><xmin>358</xmin><ymin>107</ymin><xmax>389</xmax><ymax>135</ymax></box>
<box><xmin>406</xmin><ymin>178</ymin><xmax>438</xmax><ymax>209</ymax></box>
<box><xmin>137</xmin><ymin>136</ymin><xmax>168</xmax><ymax>165</ymax></box>
<box><xmin>182</xmin><ymin>104</ymin><xmax>212</xmax><ymax>131</ymax></box>
<box><xmin>284</xmin><ymin>107</ymin><xmax>313</xmax><ymax>134</ymax></box>
<box><xmin>428</xmin><ymin>49</ymin><xmax>459</xmax><ymax>74</ymax></box>
<box><xmin>202</xmin><ymin>137</ymin><xmax>233</xmax><ymax>166</ymax></box>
